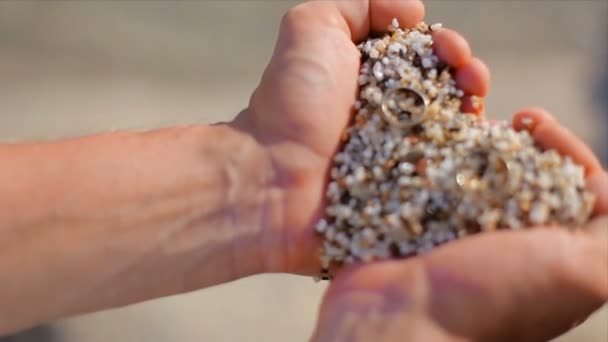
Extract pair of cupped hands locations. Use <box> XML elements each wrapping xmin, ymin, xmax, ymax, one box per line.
<box><xmin>229</xmin><ymin>0</ymin><xmax>608</xmax><ymax>341</ymax></box>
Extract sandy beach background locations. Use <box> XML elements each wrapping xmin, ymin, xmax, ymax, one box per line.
<box><xmin>1</xmin><ymin>1</ymin><xmax>606</xmax><ymax>341</ymax></box>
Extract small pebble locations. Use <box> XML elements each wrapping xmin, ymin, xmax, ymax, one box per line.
<box><xmin>521</xmin><ymin>116</ymin><xmax>534</xmax><ymax>128</ymax></box>
<box><xmin>430</xmin><ymin>23</ymin><xmax>443</xmax><ymax>31</ymax></box>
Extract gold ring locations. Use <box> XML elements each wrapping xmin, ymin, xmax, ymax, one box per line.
<box><xmin>455</xmin><ymin>154</ymin><xmax>513</xmax><ymax>193</ymax></box>
<box><xmin>380</xmin><ymin>86</ymin><xmax>429</xmax><ymax>128</ymax></box>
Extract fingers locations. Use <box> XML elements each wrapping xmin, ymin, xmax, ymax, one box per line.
<box><xmin>287</xmin><ymin>0</ymin><xmax>425</xmax><ymax>44</ymax></box>
<box><xmin>461</xmin><ymin>95</ymin><xmax>485</xmax><ymax>114</ymax></box>
<box><xmin>366</xmin><ymin>0</ymin><xmax>426</xmax><ymax>35</ymax></box>
<box><xmin>281</xmin><ymin>0</ymin><xmax>488</xmax><ymax>110</ymax></box>
<box><xmin>423</xmin><ymin>229</ymin><xmax>608</xmax><ymax>341</ymax></box>
<box><xmin>314</xmin><ymin>229</ymin><xmax>608</xmax><ymax>341</ymax></box>
<box><xmin>432</xmin><ymin>28</ymin><xmax>472</xmax><ymax>68</ymax></box>
<box><xmin>514</xmin><ymin>107</ymin><xmax>608</xmax><ymax>214</ymax></box>
<box><xmin>336</xmin><ymin>0</ymin><xmax>426</xmax><ymax>42</ymax></box>
<box><xmin>431</xmin><ymin>27</ymin><xmax>490</xmax><ymax>116</ymax></box>
<box><xmin>253</xmin><ymin>0</ymin><xmax>424</xmax><ymax>149</ymax></box>
<box><xmin>456</xmin><ymin>58</ymin><xmax>491</xmax><ymax>116</ymax></box>
<box><xmin>512</xmin><ymin>106</ymin><xmax>557</xmax><ymax>131</ymax></box>
<box><xmin>512</xmin><ymin>107</ymin><xmax>602</xmax><ymax>174</ymax></box>
<box><xmin>267</xmin><ymin>0</ymin><xmax>427</xmax><ymax>91</ymax></box>
<box><xmin>455</xmin><ymin>58</ymin><xmax>491</xmax><ymax>97</ymax></box>
<box><xmin>512</xmin><ymin>107</ymin><xmax>607</xmax><ymax>214</ymax></box>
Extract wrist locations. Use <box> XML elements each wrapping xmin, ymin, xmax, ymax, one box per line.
<box><xmin>0</xmin><ymin>120</ymin><xmax>280</xmax><ymax>333</ymax></box>
<box><xmin>210</xmin><ymin>116</ymin><xmax>282</xmax><ymax>278</ymax></box>
<box><xmin>229</xmin><ymin>110</ymin><xmax>302</xmax><ymax>275</ymax></box>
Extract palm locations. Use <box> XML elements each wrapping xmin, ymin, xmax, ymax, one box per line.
<box><xmin>246</xmin><ymin>21</ymin><xmax>362</xmax><ymax>274</ymax></box>
<box><xmin>240</xmin><ymin>0</ymin><xmax>491</xmax><ymax>274</ymax></box>
<box><xmin>232</xmin><ymin>1</ymin><xmax>608</xmax><ymax>340</ymax></box>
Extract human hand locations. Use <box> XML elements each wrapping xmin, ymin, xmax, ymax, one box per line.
<box><xmin>233</xmin><ymin>0</ymin><xmax>490</xmax><ymax>275</ymax></box>
<box><xmin>310</xmin><ymin>109</ymin><xmax>608</xmax><ymax>342</ymax></box>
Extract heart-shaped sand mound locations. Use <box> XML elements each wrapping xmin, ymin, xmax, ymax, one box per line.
<box><xmin>314</xmin><ymin>21</ymin><xmax>595</xmax><ymax>281</ymax></box>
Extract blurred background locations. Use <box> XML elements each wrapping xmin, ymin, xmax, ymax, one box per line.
<box><xmin>0</xmin><ymin>0</ymin><xmax>606</xmax><ymax>341</ymax></box>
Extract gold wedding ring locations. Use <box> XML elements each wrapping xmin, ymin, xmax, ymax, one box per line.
<box><xmin>380</xmin><ymin>86</ymin><xmax>429</xmax><ymax>128</ymax></box>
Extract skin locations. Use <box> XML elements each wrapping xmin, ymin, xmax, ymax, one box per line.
<box><xmin>241</xmin><ymin>0</ymin><xmax>491</xmax><ymax>276</ymax></box>
<box><xmin>0</xmin><ymin>0</ymin><xmax>606</xmax><ymax>340</ymax></box>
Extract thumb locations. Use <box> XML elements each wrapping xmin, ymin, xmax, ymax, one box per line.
<box><xmin>248</xmin><ymin>0</ymin><xmax>424</xmax><ymax>154</ymax></box>
<box><xmin>311</xmin><ymin>261</ymin><xmax>460</xmax><ymax>342</ymax></box>
<box><xmin>311</xmin><ymin>227</ymin><xmax>608</xmax><ymax>342</ymax></box>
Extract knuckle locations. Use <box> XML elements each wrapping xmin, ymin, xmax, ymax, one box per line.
<box><xmin>281</xmin><ymin>2</ymin><xmax>314</xmax><ymax>28</ymax></box>
<box><xmin>282</xmin><ymin>1</ymin><xmax>340</xmax><ymax>31</ymax></box>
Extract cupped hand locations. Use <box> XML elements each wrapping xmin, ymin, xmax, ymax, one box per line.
<box><xmin>234</xmin><ymin>0</ymin><xmax>490</xmax><ymax>275</ymax></box>
<box><xmin>311</xmin><ymin>109</ymin><xmax>608</xmax><ymax>342</ymax></box>
<box><xmin>232</xmin><ymin>0</ymin><xmax>607</xmax><ymax>339</ymax></box>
